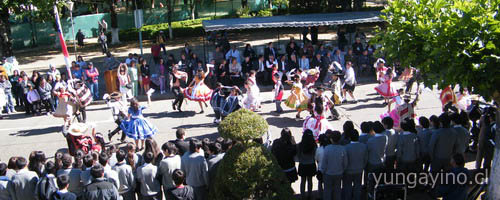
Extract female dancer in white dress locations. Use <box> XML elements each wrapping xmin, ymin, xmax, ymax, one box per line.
<box><xmin>243</xmin><ymin>70</ymin><xmax>261</xmax><ymax>111</ymax></box>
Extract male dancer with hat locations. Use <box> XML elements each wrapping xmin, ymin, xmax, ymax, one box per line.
<box><xmin>104</xmin><ymin>92</ymin><xmax>128</xmax><ymax>142</ymax></box>
<box><xmin>398</xmin><ymin>94</ymin><xmax>419</xmax><ymax>125</ymax></box>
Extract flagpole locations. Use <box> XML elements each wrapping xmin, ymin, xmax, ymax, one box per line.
<box><xmin>54</xmin><ymin>4</ymin><xmax>73</xmax><ymax>80</ymax></box>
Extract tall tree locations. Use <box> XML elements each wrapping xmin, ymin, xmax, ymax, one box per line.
<box><xmin>0</xmin><ymin>0</ymin><xmax>29</xmax><ymax>57</ymax></box>
<box><xmin>373</xmin><ymin>0</ymin><xmax>499</xmax><ymax>198</ymax></box>
<box><xmin>166</xmin><ymin>0</ymin><xmax>173</xmax><ymax>39</ymax></box>
<box><xmin>109</xmin><ymin>0</ymin><xmax>120</xmax><ymax>44</ymax></box>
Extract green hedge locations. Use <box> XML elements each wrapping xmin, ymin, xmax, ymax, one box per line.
<box><xmin>109</xmin><ymin>17</ymin><xmax>212</xmax><ymax>42</ymax></box>
<box><xmin>209</xmin><ymin>143</ymin><xmax>294</xmax><ymax>200</ymax></box>
<box><xmin>218</xmin><ymin>109</ymin><xmax>269</xmax><ymax>143</ymax></box>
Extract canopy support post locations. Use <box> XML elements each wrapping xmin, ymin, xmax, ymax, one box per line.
<box><xmin>203</xmin><ymin>31</ymin><xmax>207</xmax><ymax>65</ymax></box>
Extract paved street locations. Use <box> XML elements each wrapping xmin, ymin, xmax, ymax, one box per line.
<box><xmin>0</xmin><ymin>81</ymin><xmax>455</xmax><ymax>198</ymax></box>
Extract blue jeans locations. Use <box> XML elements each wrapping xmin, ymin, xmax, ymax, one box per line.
<box><xmin>4</xmin><ymin>92</ymin><xmax>15</xmax><ymax>113</ymax></box>
<box><xmin>88</xmin><ymin>82</ymin><xmax>99</xmax><ymax>99</ymax></box>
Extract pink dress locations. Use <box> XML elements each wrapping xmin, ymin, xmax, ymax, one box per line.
<box><xmin>375</xmin><ymin>74</ymin><xmax>398</xmax><ymax>98</ymax></box>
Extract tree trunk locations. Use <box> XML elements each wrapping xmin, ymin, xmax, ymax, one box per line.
<box><xmin>190</xmin><ymin>0</ymin><xmax>195</xmax><ymax>20</ymax></box>
<box><xmin>167</xmin><ymin>0</ymin><xmax>173</xmax><ymax>39</ymax></box>
<box><xmin>151</xmin><ymin>0</ymin><xmax>155</xmax><ymax>8</ymax></box>
<box><xmin>109</xmin><ymin>0</ymin><xmax>120</xmax><ymax>44</ymax></box>
<box><xmin>0</xmin><ymin>8</ymin><xmax>13</xmax><ymax>57</ymax></box>
<box><xmin>488</xmin><ymin>94</ymin><xmax>500</xmax><ymax>200</ymax></box>
<box><xmin>269</xmin><ymin>0</ymin><xmax>272</xmax><ymax>9</ymax></box>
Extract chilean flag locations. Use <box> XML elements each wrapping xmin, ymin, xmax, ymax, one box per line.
<box><xmin>54</xmin><ymin>5</ymin><xmax>73</xmax><ymax>80</ymax></box>
<box><xmin>440</xmin><ymin>85</ymin><xmax>457</xmax><ymax>107</ymax></box>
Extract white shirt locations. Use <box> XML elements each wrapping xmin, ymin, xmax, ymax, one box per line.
<box><xmin>258</xmin><ymin>61</ymin><xmax>265</xmax><ymax>72</ymax></box>
<box><xmin>266</xmin><ymin>59</ymin><xmax>277</xmax><ymax>69</ymax></box>
<box><xmin>107</xmin><ymin>100</ymin><xmax>127</xmax><ymax>120</ymax></box>
<box><xmin>344</xmin><ymin>67</ymin><xmax>356</xmax><ymax>85</ymax></box>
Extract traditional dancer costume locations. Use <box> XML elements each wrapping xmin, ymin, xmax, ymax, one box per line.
<box><xmin>380</xmin><ymin>95</ymin><xmax>404</xmax><ymax>128</ymax></box>
<box><xmin>285</xmin><ymin>81</ymin><xmax>309</xmax><ymax>111</ymax></box>
<box><xmin>53</xmin><ymin>91</ymin><xmax>74</xmax><ymax>119</ymax></box>
<box><xmin>243</xmin><ymin>76</ymin><xmax>261</xmax><ymax>111</ymax></box>
<box><xmin>120</xmin><ymin>106</ymin><xmax>158</xmax><ymax>140</ymax></box>
<box><xmin>303</xmin><ymin>100</ymin><xmax>333</xmax><ymax>140</ymax></box>
<box><xmin>455</xmin><ymin>90</ymin><xmax>472</xmax><ymax>112</ymax></box>
<box><xmin>184</xmin><ymin>72</ymin><xmax>213</xmax><ymax>102</ymax></box>
<box><xmin>305</xmin><ymin>68</ymin><xmax>320</xmax><ymax>86</ymax></box>
<box><xmin>211</xmin><ymin>86</ymin><xmax>242</xmax><ymax>122</ymax></box>
<box><xmin>274</xmin><ymin>75</ymin><xmax>284</xmax><ymax>113</ymax></box>
<box><xmin>221</xmin><ymin>92</ymin><xmax>242</xmax><ymax>117</ymax></box>
<box><xmin>210</xmin><ymin>86</ymin><xmax>225</xmax><ymax>122</ymax></box>
<box><xmin>374</xmin><ymin>70</ymin><xmax>398</xmax><ymax>98</ymax></box>
<box><xmin>171</xmin><ymin>68</ymin><xmax>188</xmax><ymax>111</ymax></box>
<box><xmin>105</xmin><ymin>92</ymin><xmax>128</xmax><ymax>141</ymax></box>
<box><xmin>374</xmin><ymin>58</ymin><xmax>387</xmax><ymax>82</ymax></box>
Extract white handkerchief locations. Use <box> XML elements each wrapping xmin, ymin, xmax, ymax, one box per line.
<box><xmin>147</xmin><ymin>88</ymin><xmax>155</xmax><ymax>96</ymax></box>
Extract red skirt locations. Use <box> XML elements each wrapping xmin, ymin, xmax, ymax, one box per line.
<box><xmin>142</xmin><ymin>77</ymin><xmax>151</xmax><ymax>85</ymax></box>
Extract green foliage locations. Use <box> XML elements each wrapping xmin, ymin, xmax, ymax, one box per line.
<box><xmin>209</xmin><ymin>143</ymin><xmax>294</xmax><ymax>200</ymax></box>
<box><xmin>235</xmin><ymin>6</ymin><xmax>252</xmax><ymax>18</ymax></box>
<box><xmin>113</xmin><ymin>17</ymin><xmax>210</xmax><ymax>41</ymax></box>
<box><xmin>218</xmin><ymin>109</ymin><xmax>269</xmax><ymax>142</ymax></box>
<box><xmin>257</xmin><ymin>9</ymin><xmax>273</xmax><ymax>17</ymax></box>
<box><xmin>372</xmin><ymin>0</ymin><xmax>500</xmax><ymax>102</ymax></box>
<box><xmin>273</xmin><ymin>0</ymin><xmax>289</xmax><ymax>10</ymax></box>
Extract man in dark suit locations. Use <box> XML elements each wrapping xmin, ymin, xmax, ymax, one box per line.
<box><xmin>264</xmin><ymin>42</ymin><xmax>276</xmax><ymax>61</ymax></box>
<box><xmin>277</xmin><ymin>55</ymin><xmax>288</xmax><ymax>73</ymax></box>
<box><xmin>311</xmin><ymin>53</ymin><xmax>326</xmax><ymax>82</ymax></box>
<box><xmin>253</xmin><ymin>55</ymin><xmax>266</xmax><ymax>85</ymax></box>
<box><xmin>287</xmin><ymin>54</ymin><xmax>300</xmax><ymax>72</ymax></box>
<box><xmin>429</xmin><ymin>113</ymin><xmax>458</xmax><ymax>172</ymax></box>
<box><xmin>241</xmin><ymin>56</ymin><xmax>253</xmax><ymax>75</ymax></box>
<box><xmin>171</xmin><ymin>128</ymin><xmax>190</xmax><ymax>156</ymax></box>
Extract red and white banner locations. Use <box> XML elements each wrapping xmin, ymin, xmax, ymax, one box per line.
<box><xmin>440</xmin><ymin>85</ymin><xmax>457</xmax><ymax>107</ymax></box>
<box><xmin>54</xmin><ymin>5</ymin><xmax>73</xmax><ymax>80</ymax></box>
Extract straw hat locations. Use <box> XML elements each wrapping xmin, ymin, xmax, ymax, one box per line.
<box><xmin>67</xmin><ymin>123</ymin><xmax>89</xmax><ymax>136</ymax></box>
<box><xmin>110</xmin><ymin>92</ymin><xmax>122</xmax><ymax>99</ymax></box>
<box><xmin>307</xmin><ymin>68</ymin><xmax>319</xmax><ymax>76</ymax></box>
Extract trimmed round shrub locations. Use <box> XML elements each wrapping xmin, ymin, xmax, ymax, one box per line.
<box><xmin>209</xmin><ymin>143</ymin><xmax>294</xmax><ymax>200</ymax></box>
<box><xmin>218</xmin><ymin>109</ymin><xmax>269</xmax><ymax>142</ymax></box>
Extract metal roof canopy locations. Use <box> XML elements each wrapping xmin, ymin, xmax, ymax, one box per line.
<box><xmin>202</xmin><ymin>11</ymin><xmax>384</xmax><ymax>32</ymax></box>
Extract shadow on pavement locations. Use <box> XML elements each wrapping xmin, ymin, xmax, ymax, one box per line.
<box><xmin>187</xmin><ymin>132</ymin><xmax>220</xmax><ymax>141</ymax></box>
<box><xmin>345</xmin><ymin>102</ymin><xmax>386</xmax><ymax>111</ymax></box>
<box><xmin>143</xmin><ymin>110</ymin><xmax>197</xmax><ymax>119</ymax></box>
<box><xmin>266</xmin><ymin>116</ymin><xmax>303</xmax><ymax>128</ymax></box>
<box><xmin>173</xmin><ymin>122</ymin><xmax>217</xmax><ymax>129</ymax></box>
<box><xmin>10</xmin><ymin>126</ymin><xmax>61</xmax><ymax>137</ymax></box>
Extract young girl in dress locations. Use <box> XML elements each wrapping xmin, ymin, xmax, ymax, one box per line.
<box><xmin>117</xmin><ymin>64</ymin><xmax>132</xmax><ymax>102</ymax></box>
<box><xmin>374</xmin><ymin>67</ymin><xmax>398</xmax><ymax>105</ymax></box>
<box><xmin>242</xmin><ymin>70</ymin><xmax>261</xmax><ymax>111</ymax></box>
<box><xmin>120</xmin><ymin>98</ymin><xmax>158</xmax><ymax>151</ymax></box>
<box><xmin>285</xmin><ymin>74</ymin><xmax>309</xmax><ymax>119</ymax></box>
<box><xmin>184</xmin><ymin>69</ymin><xmax>213</xmax><ymax>113</ymax></box>
<box><xmin>380</xmin><ymin>89</ymin><xmax>404</xmax><ymax>128</ymax></box>
<box><xmin>53</xmin><ymin>86</ymin><xmax>75</xmax><ymax>127</ymax></box>
<box><xmin>303</xmin><ymin>96</ymin><xmax>333</xmax><ymax>140</ymax></box>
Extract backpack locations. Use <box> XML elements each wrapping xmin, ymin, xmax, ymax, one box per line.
<box><xmin>36</xmin><ymin>175</ymin><xmax>58</xmax><ymax>200</ymax></box>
